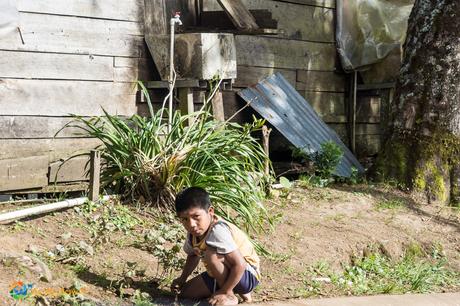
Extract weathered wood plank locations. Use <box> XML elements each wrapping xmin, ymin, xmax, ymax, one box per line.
<box><xmin>298</xmin><ymin>91</ymin><xmax>346</xmax><ymax>121</ymax></box>
<box><xmin>236</xmin><ymin>36</ymin><xmax>336</xmax><ymax>71</ymax></box>
<box><xmin>0</xmin><ymin>116</ymin><xmax>89</xmax><ymax>139</ymax></box>
<box><xmin>0</xmin><ymin>156</ymin><xmax>48</xmax><ymax>192</ymax></box>
<box><xmin>204</xmin><ymin>0</ymin><xmax>334</xmax><ymax>42</ymax></box>
<box><xmin>144</xmin><ymin>0</ymin><xmax>167</xmax><ymax>35</ymax></box>
<box><xmin>0</xmin><ymin>79</ymin><xmax>139</xmax><ymax>116</ymax></box>
<box><xmin>0</xmin><ymin>51</ymin><xmax>150</xmax><ymax>82</ymax></box>
<box><xmin>329</xmin><ymin>123</ymin><xmax>381</xmax><ymax>136</ymax></box>
<box><xmin>217</xmin><ymin>0</ymin><xmax>259</xmax><ymax>30</ymax></box>
<box><xmin>276</xmin><ymin>0</ymin><xmax>335</xmax><ymax>9</ymax></box>
<box><xmin>201</xmin><ymin>10</ymin><xmax>277</xmax><ymax>30</ymax></box>
<box><xmin>49</xmin><ymin>156</ymin><xmax>89</xmax><ymax>183</ymax></box>
<box><xmin>113</xmin><ymin>57</ymin><xmax>155</xmax><ymax>82</ymax></box>
<box><xmin>296</xmin><ymin>70</ymin><xmax>346</xmax><ymax>92</ymax></box>
<box><xmin>89</xmin><ymin>150</ymin><xmax>101</xmax><ymax>201</ymax></box>
<box><xmin>0</xmin><ymin>51</ymin><xmax>113</xmax><ymax>80</ymax></box>
<box><xmin>0</xmin><ymin>139</ymin><xmax>101</xmax><ymax>161</ymax></box>
<box><xmin>234</xmin><ymin>66</ymin><xmax>296</xmax><ymax>87</ymax></box>
<box><xmin>0</xmin><ymin>13</ymin><xmax>144</xmax><ymax>57</ymax></box>
<box><xmin>17</xmin><ymin>0</ymin><xmax>144</xmax><ymax>22</ymax></box>
<box><xmin>356</xmin><ymin>96</ymin><xmax>381</xmax><ymax>123</ymax></box>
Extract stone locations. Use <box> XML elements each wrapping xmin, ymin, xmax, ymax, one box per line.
<box><xmin>79</xmin><ymin>241</ymin><xmax>94</xmax><ymax>256</ymax></box>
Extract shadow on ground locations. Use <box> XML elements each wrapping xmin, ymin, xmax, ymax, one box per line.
<box><xmin>76</xmin><ymin>269</ymin><xmax>210</xmax><ymax>305</ymax></box>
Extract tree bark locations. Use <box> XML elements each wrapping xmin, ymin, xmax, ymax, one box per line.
<box><xmin>377</xmin><ymin>0</ymin><xmax>460</xmax><ymax>205</ymax></box>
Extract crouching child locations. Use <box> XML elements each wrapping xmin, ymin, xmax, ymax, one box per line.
<box><xmin>171</xmin><ymin>187</ymin><xmax>260</xmax><ymax>305</ymax></box>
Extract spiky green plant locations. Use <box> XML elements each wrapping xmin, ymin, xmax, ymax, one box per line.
<box><xmin>63</xmin><ymin>85</ymin><xmax>272</xmax><ymax>230</ymax></box>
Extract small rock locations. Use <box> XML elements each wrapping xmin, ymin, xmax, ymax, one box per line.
<box><xmin>61</xmin><ymin>232</ymin><xmax>72</xmax><ymax>241</ymax></box>
<box><xmin>312</xmin><ymin>277</ymin><xmax>331</xmax><ymax>283</ymax></box>
<box><xmin>79</xmin><ymin>241</ymin><xmax>94</xmax><ymax>256</ymax></box>
<box><xmin>55</xmin><ymin>244</ymin><xmax>66</xmax><ymax>255</ymax></box>
<box><xmin>26</xmin><ymin>244</ymin><xmax>40</xmax><ymax>254</ymax></box>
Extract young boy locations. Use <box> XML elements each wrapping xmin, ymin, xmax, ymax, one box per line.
<box><xmin>171</xmin><ymin>187</ymin><xmax>260</xmax><ymax>305</ymax></box>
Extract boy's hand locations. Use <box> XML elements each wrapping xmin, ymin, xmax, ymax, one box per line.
<box><xmin>170</xmin><ymin>276</ymin><xmax>186</xmax><ymax>293</ymax></box>
<box><xmin>208</xmin><ymin>292</ymin><xmax>238</xmax><ymax>306</ymax></box>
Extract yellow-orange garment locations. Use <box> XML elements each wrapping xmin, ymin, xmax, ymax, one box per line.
<box><xmin>190</xmin><ymin>215</ymin><xmax>260</xmax><ymax>279</ymax></box>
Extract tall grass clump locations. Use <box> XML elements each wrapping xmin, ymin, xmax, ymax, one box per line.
<box><xmin>64</xmin><ymin>84</ymin><xmax>271</xmax><ymax>230</ymax></box>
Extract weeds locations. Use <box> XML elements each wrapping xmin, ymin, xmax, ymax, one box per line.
<box><xmin>336</xmin><ymin>249</ymin><xmax>460</xmax><ymax>295</ymax></box>
<box><xmin>376</xmin><ymin>198</ymin><xmax>406</xmax><ymax>210</ymax></box>
<box><xmin>141</xmin><ymin>214</ymin><xmax>186</xmax><ymax>278</ymax></box>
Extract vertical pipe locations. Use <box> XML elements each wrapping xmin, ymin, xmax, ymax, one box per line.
<box><xmin>168</xmin><ymin>20</ymin><xmax>175</xmax><ymax>133</ymax></box>
<box><xmin>351</xmin><ymin>70</ymin><xmax>357</xmax><ymax>154</ymax></box>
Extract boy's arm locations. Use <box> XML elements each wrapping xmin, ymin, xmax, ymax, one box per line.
<box><xmin>179</xmin><ymin>254</ymin><xmax>200</xmax><ymax>281</ymax></box>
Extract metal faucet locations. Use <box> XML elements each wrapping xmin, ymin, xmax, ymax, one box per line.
<box><xmin>171</xmin><ymin>12</ymin><xmax>182</xmax><ymax>27</ymax></box>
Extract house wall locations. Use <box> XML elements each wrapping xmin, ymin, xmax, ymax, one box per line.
<box><xmin>203</xmin><ymin>0</ymin><xmax>381</xmax><ymax>158</ymax></box>
<box><xmin>0</xmin><ymin>0</ymin><xmax>153</xmax><ymax>192</ymax></box>
<box><xmin>0</xmin><ymin>0</ymin><xmax>381</xmax><ymax>193</ymax></box>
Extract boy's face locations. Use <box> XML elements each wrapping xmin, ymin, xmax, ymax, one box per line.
<box><xmin>178</xmin><ymin>206</ymin><xmax>214</xmax><ymax>238</ymax></box>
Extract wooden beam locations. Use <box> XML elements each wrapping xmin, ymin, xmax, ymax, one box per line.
<box><xmin>296</xmin><ymin>70</ymin><xmax>346</xmax><ymax>92</ymax></box>
<box><xmin>49</xmin><ymin>156</ymin><xmax>89</xmax><ymax>183</ymax></box>
<box><xmin>0</xmin><ymin>156</ymin><xmax>48</xmax><ymax>192</ymax></box>
<box><xmin>17</xmin><ymin>0</ymin><xmax>145</xmax><ymax>22</ymax></box>
<box><xmin>235</xmin><ymin>36</ymin><xmax>336</xmax><ymax>71</ymax></box>
<box><xmin>0</xmin><ymin>13</ymin><xmax>144</xmax><ymax>57</ymax></box>
<box><xmin>357</xmin><ymin>82</ymin><xmax>396</xmax><ymax>91</ymax></box>
<box><xmin>144</xmin><ymin>0</ymin><xmax>167</xmax><ymax>36</ymax></box>
<box><xmin>0</xmin><ymin>79</ymin><xmax>139</xmax><ymax>117</ymax></box>
<box><xmin>211</xmin><ymin>91</ymin><xmax>225</xmax><ymax>121</ymax></box>
<box><xmin>201</xmin><ymin>10</ymin><xmax>277</xmax><ymax>29</ymax></box>
<box><xmin>217</xmin><ymin>0</ymin><xmax>259</xmax><ymax>30</ymax></box>
<box><xmin>89</xmin><ymin>150</ymin><xmax>101</xmax><ymax>202</ymax></box>
<box><xmin>234</xmin><ymin>66</ymin><xmax>296</xmax><ymax>88</ymax></box>
<box><xmin>146</xmin><ymin>79</ymin><xmax>206</xmax><ymax>89</ymax></box>
<box><xmin>178</xmin><ymin>88</ymin><xmax>195</xmax><ymax>126</ymax></box>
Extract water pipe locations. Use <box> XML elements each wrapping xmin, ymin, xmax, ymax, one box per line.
<box><xmin>168</xmin><ymin>12</ymin><xmax>182</xmax><ymax>132</ymax></box>
<box><xmin>0</xmin><ymin>195</ymin><xmax>113</xmax><ymax>224</ymax></box>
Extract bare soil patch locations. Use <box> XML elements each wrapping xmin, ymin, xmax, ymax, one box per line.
<box><xmin>0</xmin><ymin>184</ymin><xmax>459</xmax><ymax>305</ymax></box>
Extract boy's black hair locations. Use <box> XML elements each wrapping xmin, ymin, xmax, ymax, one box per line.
<box><xmin>175</xmin><ymin>187</ymin><xmax>211</xmax><ymax>213</ymax></box>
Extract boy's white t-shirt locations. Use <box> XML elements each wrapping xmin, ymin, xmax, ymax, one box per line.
<box><xmin>183</xmin><ymin>222</ymin><xmax>237</xmax><ymax>255</ymax></box>
<box><xmin>183</xmin><ymin>222</ymin><xmax>258</xmax><ymax>276</ymax></box>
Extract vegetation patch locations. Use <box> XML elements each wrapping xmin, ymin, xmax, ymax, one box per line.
<box><xmin>65</xmin><ymin>85</ymin><xmax>271</xmax><ymax>230</ymax></box>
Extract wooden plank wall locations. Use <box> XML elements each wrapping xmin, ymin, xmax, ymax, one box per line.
<box><xmin>202</xmin><ymin>0</ymin><xmax>352</xmax><ymax>152</ymax></box>
<box><xmin>0</xmin><ymin>0</ymin><xmax>154</xmax><ymax>192</ymax></box>
<box><xmin>205</xmin><ymin>0</ymin><xmax>380</xmax><ymax>159</ymax></box>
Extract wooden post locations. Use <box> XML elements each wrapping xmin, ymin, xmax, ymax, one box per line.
<box><xmin>348</xmin><ymin>71</ymin><xmax>357</xmax><ymax>154</ymax></box>
<box><xmin>211</xmin><ymin>90</ymin><xmax>225</xmax><ymax>121</ymax></box>
<box><xmin>262</xmin><ymin>125</ymin><xmax>272</xmax><ymax>177</ymax></box>
<box><xmin>89</xmin><ymin>150</ymin><xmax>101</xmax><ymax>202</ymax></box>
<box><xmin>178</xmin><ymin>87</ymin><xmax>195</xmax><ymax>125</ymax></box>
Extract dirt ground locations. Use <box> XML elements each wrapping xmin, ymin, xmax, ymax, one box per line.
<box><xmin>0</xmin><ymin>184</ymin><xmax>459</xmax><ymax>305</ymax></box>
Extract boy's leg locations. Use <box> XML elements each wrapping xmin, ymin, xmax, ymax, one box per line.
<box><xmin>239</xmin><ymin>293</ymin><xmax>252</xmax><ymax>303</ymax></box>
<box><xmin>203</xmin><ymin>248</ymin><xmax>238</xmax><ymax>305</ymax></box>
<box><xmin>179</xmin><ymin>274</ymin><xmax>212</xmax><ymax>299</ymax></box>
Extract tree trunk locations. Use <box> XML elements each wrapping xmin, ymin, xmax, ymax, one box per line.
<box><xmin>377</xmin><ymin>0</ymin><xmax>460</xmax><ymax>205</ymax></box>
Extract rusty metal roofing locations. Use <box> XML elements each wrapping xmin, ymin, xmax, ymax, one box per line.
<box><xmin>238</xmin><ymin>73</ymin><xmax>364</xmax><ymax>177</ymax></box>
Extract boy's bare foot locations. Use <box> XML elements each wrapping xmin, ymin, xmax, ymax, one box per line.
<box><xmin>239</xmin><ymin>293</ymin><xmax>252</xmax><ymax>303</ymax></box>
<box><xmin>208</xmin><ymin>293</ymin><xmax>239</xmax><ymax>306</ymax></box>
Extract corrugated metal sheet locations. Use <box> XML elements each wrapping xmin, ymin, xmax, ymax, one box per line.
<box><xmin>238</xmin><ymin>73</ymin><xmax>364</xmax><ymax>177</ymax></box>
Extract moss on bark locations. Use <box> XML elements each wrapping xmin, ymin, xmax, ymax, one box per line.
<box><xmin>377</xmin><ymin>130</ymin><xmax>460</xmax><ymax>204</ymax></box>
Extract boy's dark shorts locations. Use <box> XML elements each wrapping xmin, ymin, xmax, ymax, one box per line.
<box><xmin>201</xmin><ymin>268</ymin><xmax>259</xmax><ymax>294</ymax></box>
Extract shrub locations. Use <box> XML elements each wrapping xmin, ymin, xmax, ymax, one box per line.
<box><xmin>295</xmin><ymin>141</ymin><xmax>344</xmax><ymax>187</ymax></box>
<box><xmin>64</xmin><ymin>85</ymin><xmax>271</xmax><ymax>230</ymax></box>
